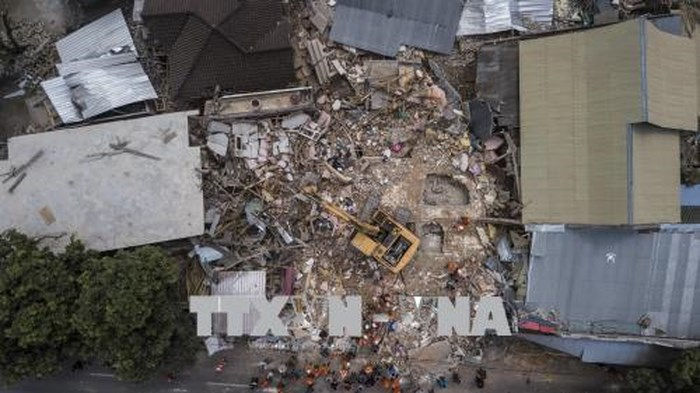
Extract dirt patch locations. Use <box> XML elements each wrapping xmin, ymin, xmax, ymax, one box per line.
<box><xmin>420</xmin><ymin>221</ymin><xmax>445</xmax><ymax>253</ymax></box>
<box><xmin>423</xmin><ymin>174</ymin><xmax>470</xmax><ymax>205</ymax></box>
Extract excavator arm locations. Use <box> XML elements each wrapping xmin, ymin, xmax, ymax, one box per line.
<box><xmin>320</xmin><ymin>201</ymin><xmax>381</xmax><ymax>236</ymax></box>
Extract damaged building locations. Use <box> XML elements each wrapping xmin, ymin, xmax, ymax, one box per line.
<box><xmin>41</xmin><ymin>9</ymin><xmax>157</xmax><ymax>124</ymax></box>
<box><xmin>523</xmin><ymin>225</ymin><xmax>700</xmax><ymax>366</ymax></box>
<box><xmin>142</xmin><ymin>0</ymin><xmax>295</xmax><ymax>103</ymax></box>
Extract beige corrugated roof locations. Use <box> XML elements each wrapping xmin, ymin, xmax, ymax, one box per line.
<box><xmin>520</xmin><ymin>18</ymin><xmax>697</xmax><ymax>225</ymax></box>
<box><xmin>696</xmin><ymin>28</ymin><xmax>700</xmax><ymax>122</ymax></box>
<box><xmin>645</xmin><ymin>22</ymin><xmax>698</xmax><ymax>130</ymax></box>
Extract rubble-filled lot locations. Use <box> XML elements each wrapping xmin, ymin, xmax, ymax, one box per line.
<box><xmin>183</xmin><ymin>1</ymin><xmax>531</xmax><ymax>388</ymax></box>
<box><xmin>3</xmin><ymin>0</ymin><xmax>696</xmax><ymax>390</ymax></box>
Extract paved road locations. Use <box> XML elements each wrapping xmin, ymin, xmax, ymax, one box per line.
<box><xmin>0</xmin><ymin>343</ymin><xmax>627</xmax><ymax>393</ymax></box>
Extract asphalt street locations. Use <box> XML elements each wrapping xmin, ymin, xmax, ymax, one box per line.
<box><xmin>0</xmin><ymin>344</ymin><xmax>627</xmax><ymax>393</ymax></box>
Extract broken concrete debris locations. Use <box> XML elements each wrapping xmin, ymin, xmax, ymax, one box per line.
<box><xmin>16</xmin><ymin>0</ymin><xmax>649</xmax><ymax>387</ymax></box>
<box><xmin>308</xmin><ymin>38</ymin><xmax>333</xmax><ymax>85</ymax></box>
<box><xmin>191</xmin><ymin>64</ymin><xmax>522</xmax><ymax>383</ymax></box>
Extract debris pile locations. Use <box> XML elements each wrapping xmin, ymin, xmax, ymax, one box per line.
<box><xmin>183</xmin><ymin>1</ymin><xmax>530</xmax><ymax>387</ymax></box>
<box><xmin>0</xmin><ymin>10</ymin><xmax>59</xmax><ymax>84</ymax></box>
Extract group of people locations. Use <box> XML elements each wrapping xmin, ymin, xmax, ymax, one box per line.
<box><xmin>242</xmin><ymin>354</ymin><xmax>487</xmax><ymax>392</ymax></box>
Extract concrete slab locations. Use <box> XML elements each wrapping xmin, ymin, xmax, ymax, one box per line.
<box><xmin>0</xmin><ymin>111</ymin><xmax>204</xmax><ymax>251</ymax></box>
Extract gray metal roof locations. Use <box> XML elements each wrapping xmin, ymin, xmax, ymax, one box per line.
<box><xmin>526</xmin><ymin>226</ymin><xmax>700</xmax><ymax>340</ymax></box>
<box><xmin>42</xmin><ymin>62</ymin><xmax>157</xmax><ymax>123</ymax></box>
<box><xmin>329</xmin><ymin>0</ymin><xmax>463</xmax><ymax>57</ymax></box>
<box><xmin>212</xmin><ymin>271</ymin><xmax>266</xmax><ymax>336</ymax></box>
<box><xmin>521</xmin><ymin>334</ymin><xmax>682</xmax><ymax>367</ymax></box>
<box><xmin>457</xmin><ymin>0</ymin><xmax>553</xmax><ymax>36</ymax></box>
<box><xmin>64</xmin><ymin>63</ymin><xmax>157</xmax><ymax>119</ymax></box>
<box><xmin>212</xmin><ymin>271</ymin><xmax>266</xmax><ymax>296</ymax></box>
<box><xmin>41</xmin><ymin>77</ymin><xmax>82</xmax><ymax>123</ymax></box>
<box><xmin>476</xmin><ymin>41</ymin><xmax>519</xmax><ymax>127</ymax></box>
<box><xmin>43</xmin><ymin>9</ymin><xmax>156</xmax><ymax>124</ymax></box>
<box><xmin>56</xmin><ymin>9</ymin><xmax>136</xmax><ymax>63</ymax></box>
<box><xmin>56</xmin><ymin>52</ymin><xmax>137</xmax><ymax>75</ymax></box>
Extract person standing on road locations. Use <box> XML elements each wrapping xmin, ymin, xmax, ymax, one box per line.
<box><xmin>475</xmin><ymin>367</ymin><xmax>487</xmax><ymax>388</ymax></box>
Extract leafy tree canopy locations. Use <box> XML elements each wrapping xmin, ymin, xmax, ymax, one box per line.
<box><xmin>0</xmin><ymin>231</ymin><xmax>80</xmax><ymax>383</ymax></box>
<box><xmin>670</xmin><ymin>348</ymin><xmax>700</xmax><ymax>392</ymax></box>
<box><xmin>73</xmin><ymin>246</ymin><xmax>186</xmax><ymax>381</ymax></box>
<box><xmin>627</xmin><ymin>368</ymin><xmax>670</xmax><ymax>393</ymax></box>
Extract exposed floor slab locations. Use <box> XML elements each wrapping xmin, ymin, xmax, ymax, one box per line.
<box><xmin>0</xmin><ymin>111</ymin><xmax>204</xmax><ymax>251</ymax></box>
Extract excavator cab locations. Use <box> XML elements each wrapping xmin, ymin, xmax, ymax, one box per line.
<box><xmin>305</xmin><ymin>186</ymin><xmax>420</xmax><ymax>274</ymax></box>
<box><xmin>348</xmin><ymin>210</ymin><xmax>420</xmax><ymax>274</ymax></box>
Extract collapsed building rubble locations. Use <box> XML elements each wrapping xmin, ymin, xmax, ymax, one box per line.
<box><xmin>185</xmin><ymin>4</ymin><xmax>529</xmax><ymax>382</ymax></box>
<box><xmin>18</xmin><ymin>0</ymin><xmax>697</xmax><ymax>389</ymax></box>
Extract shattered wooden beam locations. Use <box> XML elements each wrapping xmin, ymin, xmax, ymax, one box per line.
<box><xmin>472</xmin><ymin>217</ymin><xmax>523</xmax><ymax>226</ymax></box>
<box><xmin>308</xmin><ymin>38</ymin><xmax>332</xmax><ymax>85</ymax></box>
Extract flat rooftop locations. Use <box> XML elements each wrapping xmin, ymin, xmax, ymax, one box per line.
<box><xmin>0</xmin><ymin>112</ymin><xmax>204</xmax><ymax>251</ymax></box>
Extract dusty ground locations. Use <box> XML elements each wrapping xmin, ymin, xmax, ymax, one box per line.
<box><xmin>4</xmin><ymin>0</ymin><xmax>78</xmax><ymax>35</ymax></box>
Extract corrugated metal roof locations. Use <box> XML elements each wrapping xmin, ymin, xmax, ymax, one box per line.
<box><xmin>512</xmin><ymin>0</ymin><xmax>554</xmax><ymax>27</ymax></box>
<box><xmin>40</xmin><ymin>77</ymin><xmax>82</xmax><ymax>123</ymax></box>
<box><xmin>329</xmin><ymin>0</ymin><xmax>463</xmax><ymax>57</ymax></box>
<box><xmin>44</xmin><ymin>9</ymin><xmax>157</xmax><ymax>124</ymax></box>
<box><xmin>212</xmin><ymin>271</ymin><xmax>266</xmax><ymax>296</ymax></box>
<box><xmin>458</xmin><ymin>0</ymin><xmax>512</xmax><ymax>36</ymax></box>
<box><xmin>457</xmin><ymin>0</ymin><xmax>553</xmax><ymax>36</ymax></box>
<box><xmin>526</xmin><ymin>227</ymin><xmax>700</xmax><ymax>340</ymax></box>
<box><xmin>43</xmin><ymin>62</ymin><xmax>157</xmax><ymax>123</ymax></box>
<box><xmin>212</xmin><ymin>271</ymin><xmax>266</xmax><ymax>336</ymax></box>
<box><xmin>56</xmin><ymin>9</ymin><xmax>136</xmax><ymax>63</ymax></box>
<box><xmin>56</xmin><ymin>52</ymin><xmax>137</xmax><ymax>75</ymax></box>
<box><xmin>521</xmin><ymin>334</ymin><xmax>682</xmax><ymax>367</ymax></box>
<box><xmin>65</xmin><ymin>63</ymin><xmax>157</xmax><ymax>119</ymax></box>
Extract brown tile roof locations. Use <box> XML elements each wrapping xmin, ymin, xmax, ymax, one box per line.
<box><xmin>143</xmin><ymin>0</ymin><xmax>294</xmax><ymax>102</ymax></box>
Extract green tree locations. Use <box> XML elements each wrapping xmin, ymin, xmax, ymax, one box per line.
<box><xmin>74</xmin><ymin>246</ymin><xmax>195</xmax><ymax>380</ymax></box>
<box><xmin>0</xmin><ymin>231</ymin><xmax>80</xmax><ymax>383</ymax></box>
<box><xmin>626</xmin><ymin>368</ymin><xmax>669</xmax><ymax>393</ymax></box>
<box><xmin>670</xmin><ymin>348</ymin><xmax>700</xmax><ymax>392</ymax></box>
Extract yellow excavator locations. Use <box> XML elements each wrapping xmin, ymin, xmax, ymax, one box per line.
<box><xmin>306</xmin><ymin>188</ymin><xmax>420</xmax><ymax>274</ymax></box>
